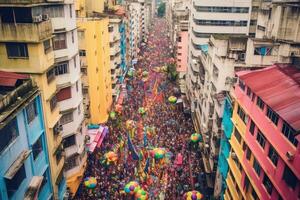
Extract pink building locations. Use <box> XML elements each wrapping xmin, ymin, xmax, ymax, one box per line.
<box><xmin>176</xmin><ymin>31</ymin><xmax>188</xmax><ymax>73</ymax></box>
<box><xmin>235</xmin><ymin>64</ymin><xmax>300</xmax><ymax>200</ymax></box>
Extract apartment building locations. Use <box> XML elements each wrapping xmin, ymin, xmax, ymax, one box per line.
<box><xmin>224</xmin><ymin>65</ymin><xmax>300</xmax><ymax>200</ymax></box>
<box><xmin>109</xmin><ymin>17</ymin><xmax>122</xmax><ymax>100</ymax></box>
<box><xmin>0</xmin><ymin>3</ymin><xmax>67</xmax><ymax>198</ymax></box>
<box><xmin>0</xmin><ymin>72</ymin><xmax>53</xmax><ymax>200</ymax></box>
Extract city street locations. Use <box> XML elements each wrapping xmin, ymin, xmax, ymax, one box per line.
<box><xmin>73</xmin><ymin>18</ymin><xmax>203</xmax><ymax>199</ymax></box>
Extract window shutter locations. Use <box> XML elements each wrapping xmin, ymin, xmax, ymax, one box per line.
<box><xmin>57</xmin><ymin>87</ymin><xmax>72</xmax><ymax>101</ymax></box>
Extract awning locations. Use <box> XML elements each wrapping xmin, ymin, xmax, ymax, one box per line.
<box><xmin>86</xmin><ymin>126</ymin><xmax>108</xmax><ymax>152</ymax></box>
<box><xmin>5</xmin><ymin>150</ymin><xmax>31</xmax><ymax>179</ymax></box>
<box><xmin>24</xmin><ymin>176</ymin><xmax>44</xmax><ymax>200</ymax></box>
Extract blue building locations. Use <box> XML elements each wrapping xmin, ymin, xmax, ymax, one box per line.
<box><xmin>216</xmin><ymin>94</ymin><xmax>234</xmax><ymax>199</ymax></box>
<box><xmin>119</xmin><ymin>19</ymin><xmax>127</xmax><ymax>82</ymax></box>
<box><xmin>0</xmin><ymin>72</ymin><xmax>53</xmax><ymax>200</ymax></box>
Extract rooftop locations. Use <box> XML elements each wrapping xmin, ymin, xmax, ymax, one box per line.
<box><xmin>237</xmin><ymin>64</ymin><xmax>300</xmax><ymax>131</ymax></box>
<box><xmin>0</xmin><ymin>71</ymin><xmax>38</xmax><ymax>127</ymax></box>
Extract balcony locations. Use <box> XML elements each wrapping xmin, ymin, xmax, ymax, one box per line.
<box><xmin>0</xmin><ymin>20</ymin><xmax>52</xmax><ymax>43</ymax></box>
<box><xmin>0</xmin><ymin>0</ymin><xmax>44</xmax><ymax>4</ymax></box>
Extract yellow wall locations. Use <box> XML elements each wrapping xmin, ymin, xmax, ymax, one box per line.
<box><xmin>78</xmin><ymin>18</ymin><xmax>112</xmax><ymax>124</ymax></box>
<box><xmin>75</xmin><ymin>0</ymin><xmax>86</xmax><ymax>17</ymax></box>
<box><xmin>0</xmin><ymin>42</ymin><xmax>54</xmax><ymax>74</ymax></box>
<box><xmin>86</xmin><ymin>0</ymin><xmax>104</xmax><ymax>14</ymax></box>
<box><xmin>0</xmin><ymin>43</ymin><xmax>64</xmax><ymax>197</ymax></box>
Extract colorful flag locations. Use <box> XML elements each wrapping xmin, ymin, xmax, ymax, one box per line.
<box><xmin>144</xmin><ymin>157</ymin><xmax>150</xmax><ymax>174</ymax></box>
<box><xmin>127</xmin><ymin>133</ymin><xmax>140</xmax><ymax>160</ymax></box>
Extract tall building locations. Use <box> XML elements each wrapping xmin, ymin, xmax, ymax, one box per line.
<box><xmin>77</xmin><ymin>17</ymin><xmax>112</xmax><ymax>124</ymax></box>
<box><xmin>0</xmin><ymin>72</ymin><xmax>53</xmax><ymax>200</ymax></box>
<box><xmin>0</xmin><ymin>3</ymin><xmax>67</xmax><ymax>198</ymax></box>
<box><xmin>224</xmin><ymin>65</ymin><xmax>300</xmax><ymax>200</ymax></box>
<box><xmin>47</xmin><ymin>1</ymin><xmax>86</xmax><ymax>196</ymax></box>
<box><xmin>109</xmin><ymin>17</ymin><xmax>123</xmax><ymax>100</ymax></box>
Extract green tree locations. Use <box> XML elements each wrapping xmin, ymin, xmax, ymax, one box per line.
<box><xmin>157</xmin><ymin>2</ymin><xmax>166</xmax><ymax>17</ymax></box>
<box><xmin>167</xmin><ymin>63</ymin><xmax>178</xmax><ymax>81</ymax></box>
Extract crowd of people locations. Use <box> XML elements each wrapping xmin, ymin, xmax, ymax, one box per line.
<box><xmin>73</xmin><ymin>18</ymin><xmax>204</xmax><ymax>200</ymax></box>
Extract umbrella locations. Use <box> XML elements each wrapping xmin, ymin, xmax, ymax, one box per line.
<box><xmin>184</xmin><ymin>190</ymin><xmax>203</xmax><ymax>200</ymax></box>
<box><xmin>168</xmin><ymin>96</ymin><xmax>177</xmax><ymax>104</ymax></box>
<box><xmin>190</xmin><ymin>133</ymin><xmax>202</xmax><ymax>143</ymax></box>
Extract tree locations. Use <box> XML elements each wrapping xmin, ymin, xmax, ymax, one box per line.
<box><xmin>157</xmin><ymin>2</ymin><xmax>166</xmax><ymax>17</ymax></box>
<box><xmin>167</xmin><ymin>63</ymin><xmax>178</xmax><ymax>81</ymax></box>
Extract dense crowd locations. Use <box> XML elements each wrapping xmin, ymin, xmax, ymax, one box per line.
<box><xmin>73</xmin><ymin>18</ymin><xmax>203</xmax><ymax>200</ymax></box>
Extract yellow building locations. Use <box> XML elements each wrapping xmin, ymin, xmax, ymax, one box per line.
<box><xmin>0</xmin><ymin>18</ymin><xmax>66</xmax><ymax>199</ymax></box>
<box><xmin>77</xmin><ymin>18</ymin><xmax>113</xmax><ymax>124</ymax></box>
<box><xmin>223</xmin><ymin>94</ymin><xmax>261</xmax><ymax>200</ymax></box>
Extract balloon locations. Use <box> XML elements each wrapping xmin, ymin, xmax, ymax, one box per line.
<box><xmin>190</xmin><ymin>133</ymin><xmax>202</xmax><ymax>143</ymax></box>
<box><xmin>135</xmin><ymin>188</ymin><xmax>148</xmax><ymax>200</ymax></box>
<box><xmin>124</xmin><ymin>181</ymin><xmax>140</xmax><ymax>195</ymax></box>
<box><xmin>184</xmin><ymin>191</ymin><xmax>203</xmax><ymax>200</ymax></box>
<box><xmin>151</xmin><ymin>148</ymin><xmax>166</xmax><ymax>160</ymax></box>
<box><xmin>110</xmin><ymin>111</ymin><xmax>116</xmax><ymax>119</ymax></box>
<box><xmin>84</xmin><ymin>177</ymin><xmax>97</xmax><ymax>189</ymax></box>
<box><xmin>138</xmin><ymin>107</ymin><xmax>146</xmax><ymax>115</ymax></box>
<box><xmin>104</xmin><ymin>151</ymin><xmax>118</xmax><ymax>164</ymax></box>
<box><xmin>168</xmin><ymin>96</ymin><xmax>177</xmax><ymax>104</ymax></box>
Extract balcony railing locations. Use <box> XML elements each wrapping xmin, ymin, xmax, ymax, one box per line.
<box><xmin>0</xmin><ymin>20</ymin><xmax>52</xmax><ymax>43</ymax></box>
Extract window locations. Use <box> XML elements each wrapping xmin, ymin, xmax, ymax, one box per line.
<box><xmin>246</xmin><ymin>87</ymin><xmax>252</xmax><ymax>98</ymax></box>
<box><xmin>252</xmin><ymin>189</ymin><xmax>258</xmax><ymax>200</ymax></box>
<box><xmin>55</xmin><ymin>62</ymin><xmax>69</xmax><ymax>75</ymax></box>
<box><xmin>78</xmin><ymin>105</ymin><xmax>81</xmax><ymax>114</ymax></box>
<box><xmin>46</xmin><ymin>68</ymin><xmax>55</xmax><ymax>83</ymax></box>
<box><xmin>234</xmin><ymin>128</ymin><xmax>242</xmax><ymax>143</ymax></box>
<box><xmin>40</xmin><ymin>171</ymin><xmax>48</xmax><ymax>191</ymax></box>
<box><xmin>193</xmin><ymin>19</ymin><xmax>248</xmax><ymax>26</ymax></box>
<box><xmin>194</xmin><ymin>6</ymin><xmax>249</xmax><ymax>13</ymax></box>
<box><xmin>282</xmin><ymin>166</ymin><xmax>298</xmax><ymax>189</ymax></box>
<box><xmin>0</xmin><ymin>118</ymin><xmax>19</xmax><ymax>153</ymax></box>
<box><xmin>253</xmin><ymin>158</ymin><xmax>261</xmax><ymax>176</ymax></box>
<box><xmin>5</xmin><ymin>164</ymin><xmax>26</xmax><ymax>198</ymax></box>
<box><xmin>109</xmin><ymin>26</ymin><xmax>114</xmax><ymax>32</ymax></box>
<box><xmin>6</xmin><ymin>43</ymin><xmax>29</xmax><ymax>58</ymax></box>
<box><xmin>256</xmin><ymin>130</ymin><xmax>266</xmax><ymax>149</ymax></box>
<box><xmin>281</xmin><ymin>122</ymin><xmax>298</xmax><ymax>147</ymax></box>
<box><xmin>249</xmin><ymin>120</ymin><xmax>256</xmax><ymax>135</ymax></box>
<box><xmin>76</xmin><ymin>81</ymin><xmax>79</xmax><ymax>92</ymax></box>
<box><xmin>60</xmin><ymin>112</ymin><xmax>73</xmax><ymax>125</ymax></box>
<box><xmin>69</xmin><ymin>4</ymin><xmax>72</xmax><ymax>18</ymax></box>
<box><xmin>50</xmin><ymin>95</ymin><xmax>57</xmax><ymax>111</ymax></box>
<box><xmin>254</xmin><ymin>47</ymin><xmax>271</xmax><ymax>56</ymax></box>
<box><xmin>26</xmin><ymin>101</ymin><xmax>37</xmax><ymax>123</ymax></box>
<box><xmin>263</xmin><ymin>175</ymin><xmax>273</xmax><ymax>195</ymax></box>
<box><xmin>65</xmin><ymin>154</ymin><xmax>78</xmax><ymax>171</ymax></box>
<box><xmin>266</xmin><ymin>106</ymin><xmax>279</xmax><ymax>126</ymax></box>
<box><xmin>243</xmin><ymin>175</ymin><xmax>250</xmax><ymax>191</ymax></box>
<box><xmin>238</xmin><ymin>80</ymin><xmax>246</xmax><ymax>91</ymax></box>
<box><xmin>268</xmin><ymin>145</ymin><xmax>278</xmax><ymax>166</ymax></box>
<box><xmin>250</xmin><ymin>20</ymin><xmax>257</xmax><ymax>26</ymax></box>
<box><xmin>32</xmin><ymin>137</ymin><xmax>43</xmax><ymax>160</ymax></box>
<box><xmin>79</xmin><ymin>50</ymin><xmax>86</xmax><ymax>56</ymax></box>
<box><xmin>74</xmin><ymin>57</ymin><xmax>77</xmax><ymax>68</ymax></box>
<box><xmin>57</xmin><ymin>87</ymin><xmax>71</xmax><ymax>102</ymax></box>
<box><xmin>246</xmin><ymin>147</ymin><xmax>251</xmax><ymax>160</ymax></box>
<box><xmin>64</xmin><ymin>134</ymin><xmax>76</xmax><ymax>148</ymax></box>
<box><xmin>44</xmin><ymin>5</ymin><xmax>64</xmax><ymax>18</ymax></box>
<box><xmin>71</xmin><ymin>31</ymin><xmax>74</xmax><ymax>43</ymax></box>
<box><xmin>52</xmin><ymin>33</ymin><xmax>67</xmax><ymax>50</ymax></box>
<box><xmin>256</xmin><ymin>96</ymin><xmax>265</xmax><ymax>110</ymax></box>
<box><xmin>43</xmin><ymin>39</ymin><xmax>51</xmax><ymax>54</ymax></box>
<box><xmin>237</xmin><ymin>105</ymin><xmax>248</xmax><ymax>124</ymax></box>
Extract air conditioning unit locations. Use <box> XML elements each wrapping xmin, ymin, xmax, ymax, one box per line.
<box><xmin>238</xmin><ymin>53</ymin><xmax>246</xmax><ymax>61</ymax></box>
<box><xmin>286</xmin><ymin>151</ymin><xmax>294</xmax><ymax>161</ymax></box>
<box><xmin>42</xmin><ymin>14</ymin><xmax>49</xmax><ymax>21</ymax></box>
<box><xmin>33</xmin><ymin>15</ymin><xmax>43</xmax><ymax>23</ymax></box>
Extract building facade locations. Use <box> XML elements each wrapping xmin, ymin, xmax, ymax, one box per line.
<box><xmin>0</xmin><ymin>73</ymin><xmax>53</xmax><ymax>200</ymax></box>
<box><xmin>0</xmin><ymin>3</ymin><xmax>67</xmax><ymax>198</ymax></box>
<box><xmin>78</xmin><ymin>17</ymin><xmax>113</xmax><ymax>124</ymax></box>
<box><xmin>224</xmin><ymin>65</ymin><xmax>300</xmax><ymax>200</ymax></box>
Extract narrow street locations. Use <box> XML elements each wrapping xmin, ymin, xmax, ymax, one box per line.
<box><xmin>73</xmin><ymin>18</ymin><xmax>203</xmax><ymax>200</ymax></box>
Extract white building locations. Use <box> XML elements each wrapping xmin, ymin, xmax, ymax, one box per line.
<box><xmin>48</xmin><ymin>2</ymin><xmax>87</xmax><ymax>191</ymax></box>
<box><xmin>109</xmin><ymin>17</ymin><xmax>122</xmax><ymax>100</ymax></box>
